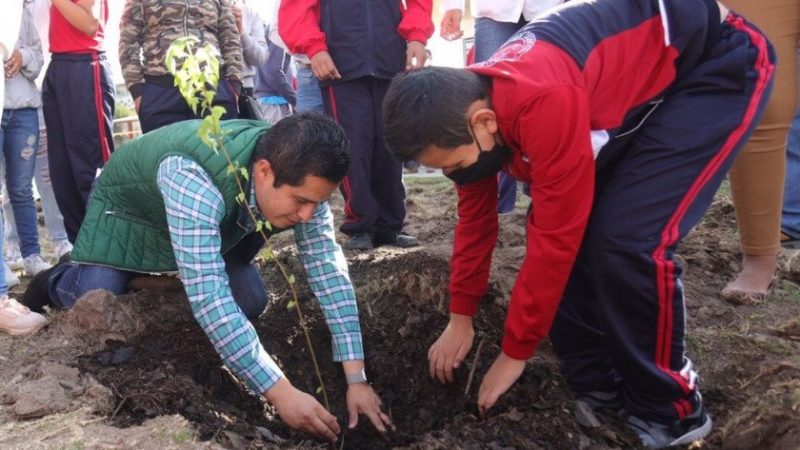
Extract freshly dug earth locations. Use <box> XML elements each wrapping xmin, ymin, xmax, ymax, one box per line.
<box><xmin>0</xmin><ymin>178</ymin><xmax>798</xmax><ymax>450</ymax></box>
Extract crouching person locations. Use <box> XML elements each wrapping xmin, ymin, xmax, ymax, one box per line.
<box><xmin>23</xmin><ymin>113</ymin><xmax>392</xmax><ymax>441</ymax></box>
<box><xmin>383</xmin><ymin>0</ymin><xmax>773</xmax><ymax>448</ymax></box>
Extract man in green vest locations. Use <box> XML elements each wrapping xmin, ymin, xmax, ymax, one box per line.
<box><xmin>23</xmin><ymin>113</ymin><xmax>392</xmax><ymax>442</ymax></box>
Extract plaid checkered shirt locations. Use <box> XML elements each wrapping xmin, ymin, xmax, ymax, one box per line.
<box><xmin>156</xmin><ymin>156</ymin><xmax>364</xmax><ymax>394</ymax></box>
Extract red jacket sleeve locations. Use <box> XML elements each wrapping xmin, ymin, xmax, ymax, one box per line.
<box><xmin>278</xmin><ymin>0</ymin><xmax>327</xmax><ymax>58</ymax></box>
<box><xmin>397</xmin><ymin>0</ymin><xmax>434</xmax><ymax>44</ymax></box>
<box><xmin>501</xmin><ymin>86</ymin><xmax>595</xmax><ymax>360</ymax></box>
<box><xmin>449</xmin><ymin>176</ymin><xmax>499</xmax><ymax>316</ymax></box>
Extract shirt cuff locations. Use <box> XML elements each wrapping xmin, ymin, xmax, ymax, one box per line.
<box><xmin>405</xmin><ymin>32</ymin><xmax>430</xmax><ymax>45</ymax></box>
<box><xmin>305</xmin><ymin>41</ymin><xmax>329</xmax><ymax>59</ymax></box>
<box><xmin>449</xmin><ymin>292</ymin><xmax>481</xmax><ymax>316</ymax></box>
<box><xmin>243</xmin><ymin>344</ymin><xmax>286</xmax><ymax>394</ymax></box>
<box><xmin>330</xmin><ymin>331</ymin><xmax>364</xmax><ymax>362</ymax></box>
<box><xmin>501</xmin><ymin>333</ymin><xmax>540</xmax><ymax>361</ymax></box>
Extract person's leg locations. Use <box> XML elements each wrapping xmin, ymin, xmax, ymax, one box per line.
<box><xmin>138</xmin><ymin>82</ymin><xmax>195</xmax><ymax>133</ymax></box>
<box><xmin>782</xmin><ymin>105</ymin><xmax>800</xmax><ymax>241</ymax></box>
<box><xmin>586</xmin><ymin>16</ymin><xmax>773</xmax><ymax>431</ymax></box>
<box><xmin>48</xmin><ymin>263</ymin><xmax>132</xmax><ymax>310</ymax></box>
<box><xmin>550</xmin><ymin>249</ymin><xmax>620</xmax><ymax>395</ymax></box>
<box><xmin>295</xmin><ymin>63</ymin><xmax>324</xmax><ymax>114</ymax></box>
<box><xmin>62</xmin><ymin>55</ymin><xmax>114</xmax><ymax>242</ymax></box>
<box><xmin>212</xmin><ymin>80</ymin><xmax>239</xmax><ymax>120</ymax></box>
<box><xmin>42</xmin><ymin>58</ymin><xmax>80</xmax><ymax>244</ymax></box>
<box><xmin>45</xmin><ymin>55</ymin><xmax>113</xmax><ymax>243</ymax></box>
<box><xmin>474</xmin><ymin>17</ymin><xmax>526</xmax><ymax>214</ymax></box>
<box><xmin>724</xmin><ymin>0</ymin><xmax>800</xmax><ymax>298</ymax></box>
<box><xmin>32</xmin><ymin>126</ymin><xmax>72</xmax><ymax>255</ymax></box>
<box><xmin>222</xmin><ymin>232</ymin><xmax>268</xmax><ymax>320</ymax></box>
<box><xmin>370</xmin><ymin>77</ymin><xmax>413</xmax><ymax>245</ymax></box>
<box><xmin>322</xmin><ymin>77</ymin><xmax>379</xmax><ymax>244</ymax></box>
<box><xmin>2</xmin><ymin>109</ymin><xmax>42</xmax><ymax>259</ymax></box>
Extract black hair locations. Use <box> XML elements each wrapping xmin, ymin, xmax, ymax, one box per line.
<box><xmin>254</xmin><ymin>112</ymin><xmax>350</xmax><ymax>187</ymax></box>
<box><xmin>383</xmin><ymin>67</ymin><xmax>488</xmax><ymax>162</ymax></box>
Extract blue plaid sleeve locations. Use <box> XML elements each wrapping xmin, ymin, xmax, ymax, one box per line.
<box><xmin>294</xmin><ymin>201</ymin><xmax>364</xmax><ymax>362</ymax></box>
<box><xmin>156</xmin><ymin>156</ymin><xmax>284</xmax><ymax>394</ymax></box>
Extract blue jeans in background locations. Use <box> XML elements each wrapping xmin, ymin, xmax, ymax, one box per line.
<box><xmin>48</xmin><ymin>231</ymin><xmax>269</xmax><ymax>319</ymax></box>
<box><xmin>295</xmin><ymin>63</ymin><xmax>324</xmax><ymax>114</ymax></box>
<box><xmin>4</xmin><ymin>127</ymin><xmax>70</xmax><ymax>249</ymax></box>
<box><xmin>0</xmin><ymin>108</ymin><xmax>41</xmax><ymax>258</ymax></box>
<box><xmin>474</xmin><ymin>17</ymin><xmax>526</xmax><ymax>214</ymax></box>
<box><xmin>782</xmin><ymin>106</ymin><xmax>800</xmax><ymax>238</ymax></box>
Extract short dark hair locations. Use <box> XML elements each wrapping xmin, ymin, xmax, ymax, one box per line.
<box><xmin>383</xmin><ymin>67</ymin><xmax>488</xmax><ymax>161</ymax></box>
<box><xmin>254</xmin><ymin>112</ymin><xmax>350</xmax><ymax>187</ymax></box>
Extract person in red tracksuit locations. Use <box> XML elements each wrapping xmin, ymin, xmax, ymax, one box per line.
<box><xmin>383</xmin><ymin>0</ymin><xmax>774</xmax><ymax>448</ymax></box>
<box><xmin>278</xmin><ymin>0</ymin><xmax>433</xmax><ymax>251</ymax></box>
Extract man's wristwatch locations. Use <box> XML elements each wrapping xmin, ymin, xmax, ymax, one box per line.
<box><xmin>345</xmin><ymin>368</ymin><xmax>368</xmax><ymax>385</ymax></box>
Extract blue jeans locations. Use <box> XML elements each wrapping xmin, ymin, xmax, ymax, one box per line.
<box><xmin>295</xmin><ymin>63</ymin><xmax>324</xmax><ymax>114</ymax></box>
<box><xmin>4</xmin><ymin>127</ymin><xmax>70</xmax><ymax>248</ymax></box>
<box><xmin>48</xmin><ymin>232</ymin><xmax>269</xmax><ymax>320</ymax></box>
<box><xmin>783</xmin><ymin>106</ymin><xmax>800</xmax><ymax>238</ymax></box>
<box><xmin>475</xmin><ymin>17</ymin><xmax>526</xmax><ymax>213</ymax></box>
<box><xmin>0</xmin><ymin>108</ymin><xmax>41</xmax><ymax>257</ymax></box>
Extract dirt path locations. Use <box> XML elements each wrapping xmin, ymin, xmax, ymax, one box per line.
<box><xmin>0</xmin><ymin>178</ymin><xmax>798</xmax><ymax>449</ymax></box>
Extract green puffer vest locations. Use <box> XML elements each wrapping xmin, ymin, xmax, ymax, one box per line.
<box><xmin>71</xmin><ymin>119</ymin><xmax>269</xmax><ymax>273</ymax></box>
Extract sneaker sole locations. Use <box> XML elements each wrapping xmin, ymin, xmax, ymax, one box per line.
<box><xmin>0</xmin><ymin>320</ymin><xmax>47</xmax><ymax>336</ymax></box>
<box><xmin>668</xmin><ymin>414</ymin><xmax>712</xmax><ymax>446</ymax></box>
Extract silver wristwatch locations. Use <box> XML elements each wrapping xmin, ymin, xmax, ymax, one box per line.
<box><xmin>345</xmin><ymin>368</ymin><xmax>368</xmax><ymax>385</ymax></box>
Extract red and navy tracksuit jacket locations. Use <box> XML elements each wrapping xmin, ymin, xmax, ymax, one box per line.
<box><xmin>279</xmin><ymin>1</ymin><xmax>433</xmax><ymax>236</ymax></box>
<box><xmin>454</xmin><ymin>0</ymin><xmax>774</xmax><ymax>421</ymax></box>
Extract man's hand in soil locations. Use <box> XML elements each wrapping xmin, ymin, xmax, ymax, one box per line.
<box><xmin>346</xmin><ymin>382</ymin><xmax>394</xmax><ymax>433</ymax></box>
<box><xmin>428</xmin><ymin>313</ymin><xmax>474</xmax><ymax>383</ymax></box>
<box><xmin>265</xmin><ymin>377</ymin><xmax>341</xmax><ymax>442</ymax></box>
<box><xmin>310</xmin><ymin>51</ymin><xmax>341</xmax><ymax>81</ymax></box>
<box><xmin>406</xmin><ymin>41</ymin><xmax>426</xmax><ymax>70</ymax></box>
<box><xmin>477</xmin><ymin>352</ymin><xmax>526</xmax><ymax>416</ymax></box>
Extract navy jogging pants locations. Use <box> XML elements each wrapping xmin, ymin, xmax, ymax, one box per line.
<box><xmin>42</xmin><ymin>53</ymin><xmax>115</xmax><ymax>243</ymax></box>
<box><xmin>549</xmin><ymin>13</ymin><xmax>775</xmax><ymax>422</ymax></box>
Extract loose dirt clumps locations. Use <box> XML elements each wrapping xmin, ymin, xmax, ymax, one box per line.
<box><xmin>1</xmin><ymin>360</ymin><xmax>112</xmax><ymax>419</ymax></box>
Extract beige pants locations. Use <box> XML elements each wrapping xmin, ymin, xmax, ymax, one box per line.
<box><xmin>725</xmin><ymin>0</ymin><xmax>800</xmax><ymax>255</ymax></box>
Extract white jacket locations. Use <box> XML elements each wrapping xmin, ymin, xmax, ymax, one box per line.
<box><xmin>1</xmin><ymin>0</ymin><xmax>25</xmax><ymax>111</ymax></box>
<box><xmin>441</xmin><ymin>0</ymin><xmax>563</xmax><ymax>23</ymax></box>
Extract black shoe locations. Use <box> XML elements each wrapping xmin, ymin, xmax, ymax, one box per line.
<box><xmin>343</xmin><ymin>233</ymin><xmax>375</xmax><ymax>251</ymax></box>
<box><xmin>626</xmin><ymin>400</ymin><xmax>712</xmax><ymax>448</ymax></box>
<box><xmin>22</xmin><ymin>260</ymin><xmax>66</xmax><ymax>313</ymax></box>
<box><xmin>374</xmin><ymin>230</ymin><xmax>419</xmax><ymax>248</ymax></box>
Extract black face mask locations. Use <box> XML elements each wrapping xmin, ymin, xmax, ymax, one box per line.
<box><xmin>445</xmin><ymin>142</ymin><xmax>511</xmax><ymax>186</ymax></box>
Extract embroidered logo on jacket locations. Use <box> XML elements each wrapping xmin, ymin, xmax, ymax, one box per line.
<box><xmin>473</xmin><ymin>31</ymin><xmax>537</xmax><ymax>67</ymax></box>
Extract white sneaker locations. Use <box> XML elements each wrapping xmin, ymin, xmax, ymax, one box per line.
<box><xmin>52</xmin><ymin>240</ymin><xmax>73</xmax><ymax>261</ymax></box>
<box><xmin>5</xmin><ymin>243</ymin><xmax>23</xmax><ymax>270</ymax></box>
<box><xmin>23</xmin><ymin>254</ymin><xmax>52</xmax><ymax>277</ymax></box>
<box><xmin>0</xmin><ymin>296</ymin><xmax>47</xmax><ymax>336</ymax></box>
<box><xmin>4</xmin><ymin>263</ymin><xmax>20</xmax><ymax>288</ymax></box>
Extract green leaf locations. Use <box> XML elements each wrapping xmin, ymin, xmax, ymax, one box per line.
<box><xmin>286</xmin><ymin>300</ymin><xmax>296</xmax><ymax>310</ymax></box>
<box><xmin>236</xmin><ymin>192</ymin><xmax>245</xmax><ymax>204</ymax></box>
<box><xmin>226</xmin><ymin>164</ymin><xmax>235</xmax><ymax>175</ymax></box>
<box><xmin>265</xmin><ymin>221</ymin><xmax>273</xmax><ymax>231</ymax></box>
<box><xmin>239</xmin><ymin>167</ymin><xmax>249</xmax><ymax>181</ymax></box>
<box><xmin>261</xmin><ymin>247</ymin><xmax>272</xmax><ymax>261</ymax></box>
<box><xmin>288</xmin><ymin>274</ymin><xmax>296</xmax><ymax>285</ymax></box>
<box><xmin>316</xmin><ymin>386</ymin><xmax>323</xmax><ymax>394</ymax></box>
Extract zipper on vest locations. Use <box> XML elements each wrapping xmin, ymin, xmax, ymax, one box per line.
<box><xmin>104</xmin><ymin>210</ymin><xmax>158</xmax><ymax>228</ymax></box>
